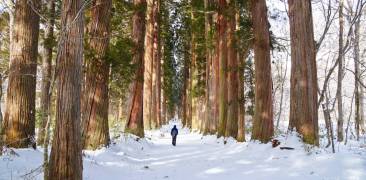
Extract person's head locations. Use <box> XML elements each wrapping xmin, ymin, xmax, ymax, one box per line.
<box><xmin>173</xmin><ymin>125</ymin><xmax>176</xmax><ymax>128</ymax></box>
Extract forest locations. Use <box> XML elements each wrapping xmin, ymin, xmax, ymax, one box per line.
<box><xmin>0</xmin><ymin>0</ymin><xmax>366</xmax><ymax>179</ymax></box>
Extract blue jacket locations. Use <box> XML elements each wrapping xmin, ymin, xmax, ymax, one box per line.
<box><xmin>171</xmin><ymin>125</ymin><xmax>178</xmax><ymax>137</ymax></box>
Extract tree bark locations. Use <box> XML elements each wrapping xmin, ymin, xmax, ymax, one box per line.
<box><xmin>81</xmin><ymin>0</ymin><xmax>112</xmax><ymax>150</ymax></box>
<box><xmin>143</xmin><ymin>0</ymin><xmax>155</xmax><ymax>130</ymax></box>
<box><xmin>288</xmin><ymin>0</ymin><xmax>319</xmax><ymax>145</ymax></box>
<box><xmin>354</xmin><ymin>17</ymin><xmax>361</xmax><ymax>140</ymax></box>
<box><xmin>250</xmin><ymin>0</ymin><xmax>274</xmax><ymax>143</ymax></box>
<box><xmin>38</xmin><ymin>0</ymin><xmax>56</xmax><ymax>146</ymax></box>
<box><xmin>203</xmin><ymin>0</ymin><xmax>213</xmax><ymax>135</ymax></box>
<box><xmin>48</xmin><ymin>0</ymin><xmax>84</xmax><ymax>179</ymax></box>
<box><xmin>237</xmin><ymin>54</ymin><xmax>245</xmax><ymax>142</ymax></box>
<box><xmin>3</xmin><ymin>0</ymin><xmax>40</xmax><ymax>148</ymax></box>
<box><xmin>336</xmin><ymin>0</ymin><xmax>344</xmax><ymax>142</ymax></box>
<box><xmin>217</xmin><ymin>0</ymin><xmax>228</xmax><ymax>138</ymax></box>
<box><xmin>211</xmin><ymin>11</ymin><xmax>219</xmax><ymax>134</ymax></box>
<box><xmin>125</xmin><ymin>0</ymin><xmax>147</xmax><ymax>138</ymax></box>
<box><xmin>225</xmin><ymin>0</ymin><xmax>238</xmax><ymax>138</ymax></box>
<box><xmin>152</xmin><ymin>0</ymin><xmax>161</xmax><ymax>128</ymax></box>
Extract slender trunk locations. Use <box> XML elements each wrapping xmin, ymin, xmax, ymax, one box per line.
<box><xmin>81</xmin><ymin>0</ymin><xmax>112</xmax><ymax>150</ymax></box>
<box><xmin>345</xmin><ymin>92</ymin><xmax>355</xmax><ymax>145</ymax></box>
<box><xmin>354</xmin><ymin>16</ymin><xmax>364</xmax><ymax>135</ymax></box>
<box><xmin>354</xmin><ymin>17</ymin><xmax>361</xmax><ymax>140</ymax></box>
<box><xmin>203</xmin><ymin>0</ymin><xmax>212</xmax><ymax>135</ymax></box>
<box><xmin>125</xmin><ymin>0</ymin><xmax>147</xmax><ymax>137</ymax></box>
<box><xmin>182</xmin><ymin>60</ymin><xmax>188</xmax><ymax>127</ymax></box>
<box><xmin>117</xmin><ymin>97</ymin><xmax>123</xmax><ymax>122</ymax></box>
<box><xmin>336</xmin><ymin>0</ymin><xmax>344</xmax><ymax>142</ymax></box>
<box><xmin>276</xmin><ymin>58</ymin><xmax>288</xmax><ymax>130</ymax></box>
<box><xmin>288</xmin><ymin>0</ymin><xmax>319</xmax><ymax>145</ymax></box>
<box><xmin>225</xmin><ymin>0</ymin><xmax>238</xmax><ymax>138</ymax></box>
<box><xmin>162</xmin><ymin>90</ymin><xmax>166</xmax><ymax>125</ymax></box>
<box><xmin>3</xmin><ymin>0</ymin><xmax>40</xmax><ymax>148</ymax></box>
<box><xmin>217</xmin><ymin>0</ymin><xmax>228</xmax><ymax>138</ymax></box>
<box><xmin>152</xmin><ymin>0</ymin><xmax>161</xmax><ymax>128</ymax></box>
<box><xmin>38</xmin><ymin>0</ymin><xmax>55</xmax><ymax>146</ymax></box>
<box><xmin>251</xmin><ymin>0</ymin><xmax>274</xmax><ymax>143</ymax></box>
<box><xmin>237</xmin><ymin>52</ymin><xmax>246</xmax><ymax>142</ymax></box>
<box><xmin>237</xmin><ymin>14</ymin><xmax>247</xmax><ymax>142</ymax></box>
<box><xmin>48</xmin><ymin>0</ymin><xmax>84</xmax><ymax>178</ymax></box>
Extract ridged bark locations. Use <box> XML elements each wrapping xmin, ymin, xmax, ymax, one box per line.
<box><xmin>143</xmin><ymin>0</ymin><xmax>154</xmax><ymax>130</ymax></box>
<box><xmin>3</xmin><ymin>0</ymin><xmax>40</xmax><ymax>148</ymax></box>
<box><xmin>125</xmin><ymin>0</ymin><xmax>147</xmax><ymax>138</ymax></box>
<box><xmin>288</xmin><ymin>0</ymin><xmax>319</xmax><ymax>145</ymax></box>
<box><xmin>38</xmin><ymin>0</ymin><xmax>55</xmax><ymax>146</ymax></box>
<box><xmin>82</xmin><ymin>0</ymin><xmax>112</xmax><ymax>150</ymax></box>
<box><xmin>211</xmin><ymin>11</ymin><xmax>219</xmax><ymax>134</ymax></box>
<box><xmin>48</xmin><ymin>0</ymin><xmax>84</xmax><ymax>179</ymax></box>
<box><xmin>251</xmin><ymin>0</ymin><xmax>274</xmax><ymax>143</ymax></box>
<box><xmin>152</xmin><ymin>0</ymin><xmax>161</xmax><ymax>128</ymax></box>
<box><xmin>225</xmin><ymin>1</ymin><xmax>238</xmax><ymax>138</ymax></box>
<box><xmin>203</xmin><ymin>0</ymin><xmax>213</xmax><ymax>135</ymax></box>
<box><xmin>217</xmin><ymin>0</ymin><xmax>228</xmax><ymax>138</ymax></box>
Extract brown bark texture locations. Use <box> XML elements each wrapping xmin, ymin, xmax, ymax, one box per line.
<box><xmin>143</xmin><ymin>0</ymin><xmax>154</xmax><ymax>130</ymax></box>
<box><xmin>48</xmin><ymin>0</ymin><xmax>84</xmax><ymax>179</ymax></box>
<box><xmin>217</xmin><ymin>0</ymin><xmax>228</xmax><ymax>138</ymax></box>
<box><xmin>250</xmin><ymin>0</ymin><xmax>274</xmax><ymax>143</ymax></box>
<box><xmin>82</xmin><ymin>0</ymin><xmax>112</xmax><ymax>150</ymax></box>
<box><xmin>3</xmin><ymin>0</ymin><xmax>40</xmax><ymax>148</ymax></box>
<box><xmin>288</xmin><ymin>0</ymin><xmax>319</xmax><ymax>145</ymax></box>
<box><xmin>225</xmin><ymin>1</ymin><xmax>238</xmax><ymax>138</ymax></box>
<box><xmin>125</xmin><ymin>0</ymin><xmax>147</xmax><ymax>138</ymax></box>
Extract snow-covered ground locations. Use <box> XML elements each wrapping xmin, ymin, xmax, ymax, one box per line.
<box><xmin>1</xmin><ymin>120</ymin><xmax>366</xmax><ymax>180</ymax></box>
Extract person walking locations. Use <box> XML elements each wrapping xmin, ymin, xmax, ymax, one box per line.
<box><xmin>171</xmin><ymin>125</ymin><xmax>178</xmax><ymax>146</ymax></box>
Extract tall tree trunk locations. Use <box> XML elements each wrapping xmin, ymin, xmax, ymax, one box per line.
<box><xmin>250</xmin><ymin>0</ymin><xmax>274</xmax><ymax>143</ymax></box>
<box><xmin>288</xmin><ymin>0</ymin><xmax>319</xmax><ymax>145</ymax></box>
<box><xmin>190</xmin><ymin>4</ymin><xmax>198</xmax><ymax>131</ymax></box>
<box><xmin>237</xmin><ymin>12</ymin><xmax>246</xmax><ymax>142</ymax></box>
<box><xmin>237</xmin><ymin>53</ymin><xmax>245</xmax><ymax>142</ymax></box>
<box><xmin>143</xmin><ymin>0</ymin><xmax>155</xmax><ymax>130</ymax></box>
<box><xmin>182</xmin><ymin>57</ymin><xmax>189</xmax><ymax>127</ymax></box>
<box><xmin>355</xmin><ymin>15</ymin><xmax>365</xmax><ymax>135</ymax></box>
<box><xmin>211</xmin><ymin>11</ymin><xmax>219</xmax><ymax>134</ymax></box>
<box><xmin>336</xmin><ymin>0</ymin><xmax>344</xmax><ymax>142</ymax></box>
<box><xmin>125</xmin><ymin>0</ymin><xmax>147</xmax><ymax>138</ymax></box>
<box><xmin>81</xmin><ymin>0</ymin><xmax>112</xmax><ymax>150</ymax></box>
<box><xmin>152</xmin><ymin>0</ymin><xmax>161</xmax><ymax>128</ymax></box>
<box><xmin>203</xmin><ymin>0</ymin><xmax>213</xmax><ymax>135</ymax></box>
<box><xmin>38</xmin><ymin>0</ymin><xmax>55</xmax><ymax>146</ymax></box>
<box><xmin>225</xmin><ymin>0</ymin><xmax>238</xmax><ymax>138</ymax></box>
<box><xmin>3</xmin><ymin>0</ymin><xmax>40</xmax><ymax>148</ymax></box>
<box><xmin>48</xmin><ymin>0</ymin><xmax>84</xmax><ymax>178</ymax></box>
<box><xmin>217</xmin><ymin>0</ymin><xmax>228</xmax><ymax>138</ymax></box>
<box><xmin>354</xmin><ymin>17</ymin><xmax>361</xmax><ymax>140</ymax></box>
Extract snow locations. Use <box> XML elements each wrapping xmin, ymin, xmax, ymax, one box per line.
<box><xmin>1</xmin><ymin>120</ymin><xmax>366</xmax><ymax>180</ymax></box>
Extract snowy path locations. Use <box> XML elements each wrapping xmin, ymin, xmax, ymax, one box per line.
<box><xmin>82</xmin><ymin>122</ymin><xmax>366</xmax><ymax>180</ymax></box>
<box><xmin>1</xmin><ymin>122</ymin><xmax>366</xmax><ymax>180</ymax></box>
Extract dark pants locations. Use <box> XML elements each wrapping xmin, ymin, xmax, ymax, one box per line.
<box><xmin>172</xmin><ymin>135</ymin><xmax>177</xmax><ymax>146</ymax></box>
